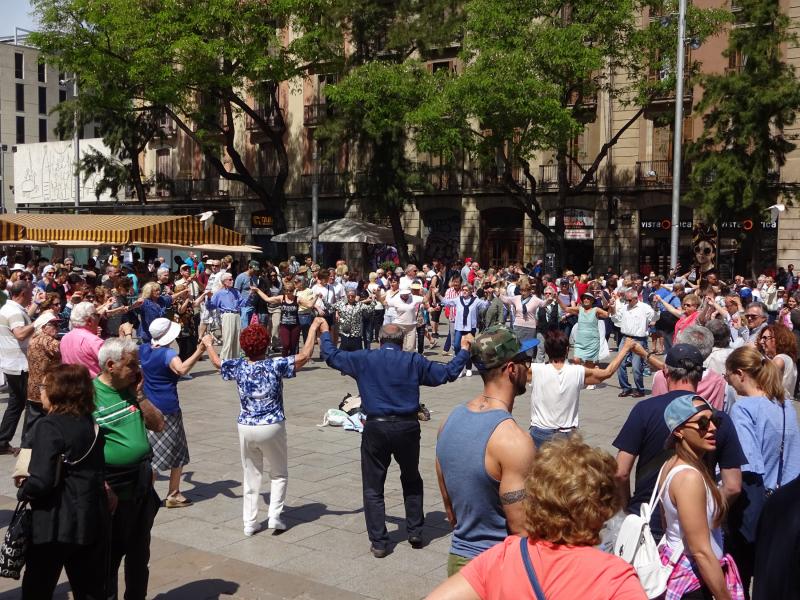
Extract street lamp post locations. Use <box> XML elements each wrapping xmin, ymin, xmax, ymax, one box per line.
<box><xmin>669</xmin><ymin>0</ymin><xmax>688</xmax><ymax>270</ymax></box>
<box><xmin>73</xmin><ymin>77</ymin><xmax>80</xmax><ymax>211</ymax></box>
<box><xmin>311</xmin><ymin>145</ymin><xmax>319</xmax><ymax>264</ymax></box>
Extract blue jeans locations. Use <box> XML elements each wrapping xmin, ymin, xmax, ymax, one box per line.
<box><xmin>618</xmin><ymin>335</ymin><xmax>647</xmax><ymax>393</ymax></box>
<box><xmin>513</xmin><ymin>326</ymin><xmax>538</xmax><ymax>358</ymax></box>
<box><xmin>453</xmin><ymin>329</ymin><xmax>475</xmax><ymax>368</ymax></box>
<box><xmin>529</xmin><ymin>426</ymin><xmax>574</xmax><ymax>449</ymax></box>
<box><xmin>240</xmin><ymin>305</ymin><xmax>255</xmax><ymax>329</ymax></box>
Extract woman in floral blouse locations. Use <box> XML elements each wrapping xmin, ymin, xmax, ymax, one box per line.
<box><xmin>24</xmin><ymin>312</ymin><xmax>62</xmax><ymax>445</ymax></box>
<box><xmin>205</xmin><ymin>317</ymin><xmax>323</xmax><ymax>536</ymax></box>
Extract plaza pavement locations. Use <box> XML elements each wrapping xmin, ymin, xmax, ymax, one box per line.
<box><xmin>0</xmin><ymin>344</ymin><xmax>789</xmax><ymax>599</ymax></box>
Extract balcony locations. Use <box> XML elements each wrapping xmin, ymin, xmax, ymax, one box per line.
<box><xmin>468</xmin><ymin>168</ymin><xmax>531</xmax><ymax>191</ymax></box>
<box><xmin>245</xmin><ymin>106</ymin><xmax>284</xmax><ymax>130</ymax></box>
<box><xmin>300</xmin><ymin>172</ymin><xmax>348</xmax><ymax>196</ymax></box>
<box><xmin>634</xmin><ymin>160</ymin><xmax>692</xmax><ymax>188</ymax></box>
<box><xmin>647</xmin><ymin>74</ymin><xmax>693</xmax><ymax>105</ymax></box>
<box><xmin>408</xmin><ymin>163</ymin><xmax>464</xmax><ymax>193</ymax></box>
<box><xmin>303</xmin><ymin>103</ymin><xmax>334</xmax><ymax>127</ymax></box>
<box><xmin>157</xmin><ymin>116</ymin><xmax>177</xmax><ymax>138</ymax></box>
<box><xmin>538</xmin><ymin>163</ymin><xmax>596</xmax><ymax>189</ymax></box>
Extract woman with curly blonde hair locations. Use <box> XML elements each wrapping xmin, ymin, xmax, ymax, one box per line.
<box><xmin>428</xmin><ymin>436</ymin><xmax>646</xmax><ymax>600</ymax></box>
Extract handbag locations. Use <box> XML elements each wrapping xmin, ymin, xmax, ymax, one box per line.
<box><xmin>0</xmin><ymin>501</ymin><xmax>31</xmax><ymax>579</ymax></box>
<box><xmin>520</xmin><ymin>537</ymin><xmax>546</xmax><ymax>600</ymax></box>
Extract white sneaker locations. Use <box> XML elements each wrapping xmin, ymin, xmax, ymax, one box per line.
<box><xmin>244</xmin><ymin>524</ymin><xmax>261</xmax><ymax>537</ymax></box>
<box><xmin>465</xmin><ymin>369</ymin><xmax>473</xmax><ymax>377</ymax></box>
<box><xmin>268</xmin><ymin>516</ymin><xmax>287</xmax><ymax>531</ymax></box>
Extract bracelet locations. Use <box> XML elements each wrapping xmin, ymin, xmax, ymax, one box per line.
<box><xmin>646</xmin><ymin>351</ymin><xmax>655</xmax><ymax>360</ymax></box>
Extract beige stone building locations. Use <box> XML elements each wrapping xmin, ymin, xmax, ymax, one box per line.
<box><xmin>10</xmin><ymin>2</ymin><xmax>800</xmax><ymax>275</ymax></box>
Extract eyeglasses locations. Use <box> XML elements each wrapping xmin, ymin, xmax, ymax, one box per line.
<box><xmin>511</xmin><ymin>357</ymin><xmax>532</xmax><ymax>369</ymax></box>
<box><xmin>760</xmin><ymin>335</ymin><xmax>774</xmax><ymax>342</ymax></box>
<box><xmin>745</xmin><ymin>314</ymin><xmax>764</xmax><ymax>320</ymax></box>
<box><xmin>683</xmin><ymin>413</ymin><xmax>722</xmax><ymax>433</ymax></box>
<box><xmin>683</xmin><ymin>303</ymin><xmax>697</xmax><ymax>308</ymax></box>
<box><xmin>694</xmin><ymin>246</ymin><xmax>713</xmax><ymax>255</ymax></box>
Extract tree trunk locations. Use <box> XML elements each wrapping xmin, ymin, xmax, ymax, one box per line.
<box><xmin>129</xmin><ymin>153</ymin><xmax>147</xmax><ymax>205</ymax></box>
<box><xmin>388</xmin><ymin>202</ymin><xmax>410</xmax><ymax>264</ymax></box>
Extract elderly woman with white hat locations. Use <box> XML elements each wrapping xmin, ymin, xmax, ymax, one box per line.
<box><xmin>139</xmin><ymin>317</ymin><xmax>207</xmax><ymax>507</ymax></box>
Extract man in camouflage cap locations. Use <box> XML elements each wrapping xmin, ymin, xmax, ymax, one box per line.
<box><xmin>434</xmin><ymin>325</ymin><xmax>537</xmax><ymax>574</ymax></box>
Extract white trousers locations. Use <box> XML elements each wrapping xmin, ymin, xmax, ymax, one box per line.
<box><xmin>237</xmin><ymin>422</ymin><xmax>288</xmax><ymax>529</ymax></box>
<box><xmin>398</xmin><ymin>324</ymin><xmax>417</xmax><ymax>352</ymax></box>
<box><xmin>220</xmin><ymin>312</ymin><xmax>241</xmax><ymax>360</ymax></box>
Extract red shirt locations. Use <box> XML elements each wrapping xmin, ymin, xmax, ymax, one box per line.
<box><xmin>460</xmin><ymin>537</ymin><xmax>646</xmax><ymax>600</ymax></box>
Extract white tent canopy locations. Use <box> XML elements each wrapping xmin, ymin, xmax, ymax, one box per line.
<box><xmin>271</xmin><ymin>217</ymin><xmax>422</xmax><ymax>245</ymax></box>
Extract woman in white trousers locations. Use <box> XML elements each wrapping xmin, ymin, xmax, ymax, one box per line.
<box><xmin>204</xmin><ymin>317</ymin><xmax>322</xmax><ymax>535</ymax></box>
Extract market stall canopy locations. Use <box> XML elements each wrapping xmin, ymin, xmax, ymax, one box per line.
<box><xmin>0</xmin><ymin>214</ymin><xmax>243</xmax><ymax>248</ymax></box>
<box><xmin>271</xmin><ymin>217</ymin><xmax>423</xmax><ymax>245</ymax></box>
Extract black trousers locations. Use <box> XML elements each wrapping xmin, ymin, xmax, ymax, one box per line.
<box><xmin>340</xmin><ymin>335</ymin><xmax>363</xmax><ymax>352</ymax></box>
<box><xmin>361</xmin><ymin>419</ymin><xmax>423</xmax><ymax>549</ymax></box>
<box><xmin>21</xmin><ymin>400</ymin><xmax>47</xmax><ymax>448</ymax></box>
<box><xmin>22</xmin><ymin>539</ymin><xmax>108</xmax><ymax>599</ymax></box>
<box><xmin>0</xmin><ymin>371</ymin><xmax>28</xmax><ymax>447</ymax></box>
<box><xmin>107</xmin><ymin>486</ymin><xmax>160</xmax><ymax>600</ymax></box>
<box><xmin>177</xmin><ymin>335</ymin><xmax>198</xmax><ymax>362</ymax></box>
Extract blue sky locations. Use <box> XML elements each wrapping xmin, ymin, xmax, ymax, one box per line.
<box><xmin>4</xmin><ymin>0</ymin><xmax>38</xmax><ymax>35</ymax></box>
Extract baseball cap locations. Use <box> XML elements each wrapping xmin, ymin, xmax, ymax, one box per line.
<box><xmin>664</xmin><ymin>344</ymin><xmax>704</xmax><ymax>370</ymax></box>
<box><xmin>664</xmin><ymin>394</ymin><xmax>714</xmax><ymax>436</ymax></box>
<box><xmin>149</xmin><ymin>317</ymin><xmax>181</xmax><ymax>348</ymax></box>
<box><xmin>248</xmin><ymin>260</ymin><xmax>260</xmax><ymax>269</ymax></box>
<box><xmin>580</xmin><ymin>292</ymin><xmax>595</xmax><ymax>301</ymax></box>
<box><xmin>470</xmin><ymin>325</ymin><xmax>538</xmax><ymax>371</ymax></box>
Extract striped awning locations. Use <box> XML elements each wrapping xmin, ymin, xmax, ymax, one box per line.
<box><xmin>0</xmin><ymin>214</ymin><xmax>243</xmax><ymax>247</ymax></box>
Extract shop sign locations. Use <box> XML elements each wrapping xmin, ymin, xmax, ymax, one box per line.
<box><xmin>565</xmin><ymin>229</ymin><xmax>594</xmax><ymax>240</ymax></box>
<box><xmin>251</xmin><ymin>213</ymin><xmax>274</xmax><ymax>227</ymax></box>
<box><xmin>719</xmin><ymin>220</ymin><xmax>777</xmax><ymax>230</ymax></box>
<box><xmin>640</xmin><ymin>220</ymin><xmax>693</xmax><ymax>230</ymax></box>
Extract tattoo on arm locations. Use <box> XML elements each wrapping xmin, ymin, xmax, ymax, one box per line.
<box><xmin>500</xmin><ymin>489</ymin><xmax>526</xmax><ymax>505</ymax></box>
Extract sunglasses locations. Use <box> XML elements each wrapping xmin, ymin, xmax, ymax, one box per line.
<box><xmin>745</xmin><ymin>314</ymin><xmax>763</xmax><ymax>320</ymax></box>
<box><xmin>683</xmin><ymin>413</ymin><xmax>722</xmax><ymax>433</ymax></box>
<box><xmin>694</xmin><ymin>246</ymin><xmax>713</xmax><ymax>255</ymax></box>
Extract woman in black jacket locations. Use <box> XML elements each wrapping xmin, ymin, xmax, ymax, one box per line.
<box><xmin>17</xmin><ymin>364</ymin><xmax>110</xmax><ymax>599</ymax></box>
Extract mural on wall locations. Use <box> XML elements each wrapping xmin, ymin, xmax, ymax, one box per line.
<box><xmin>685</xmin><ymin>223</ymin><xmax>718</xmax><ymax>284</ymax></box>
<box><xmin>13</xmin><ymin>139</ymin><xmax>114</xmax><ymax>205</ymax></box>
<box><xmin>423</xmin><ymin>208</ymin><xmax>461</xmax><ymax>263</ymax></box>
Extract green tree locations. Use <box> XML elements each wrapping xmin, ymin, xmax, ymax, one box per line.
<box><xmin>411</xmin><ymin>0</ymin><xmax>725</xmax><ymax>262</ymax></box>
<box><xmin>686</xmin><ymin>0</ymin><xmax>800</xmax><ymax>272</ymax></box>
<box><xmin>32</xmin><ymin>0</ymin><xmax>335</xmax><ymax>232</ymax></box>
<box><xmin>317</xmin><ymin>0</ymin><xmax>465</xmax><ymax>263</ymax></box>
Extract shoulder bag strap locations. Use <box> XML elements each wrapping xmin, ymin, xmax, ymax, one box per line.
<box><xmin>777</xmin><ymin>401</ymin><xmax>786</xmax><ymax>489</ymax></box>
<box><xmin>644</xmin><ymin>462</ymin><xmax>672</xmax><ymax>519</ymax></box>
<box><xmin>63</xmin><ymin>424</ymin><xmax>100</xmax><ymax>466</ymax></box>
<box><xmin>519</xmin><ymin>537</ymin><xmax>547</xmax><ymax>600</ymax></box>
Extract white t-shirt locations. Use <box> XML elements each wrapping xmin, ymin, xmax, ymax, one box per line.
<box><xmin>529</xmin><ymin>362</ymin><xmax>585</xmax><ymax>429</ymax></box>
<box><xmin>776</xmin><ymin>353</ymin><xmax>798</xmax><ymax>400</ymax></box>
<box><xmin>0</xmin><ymin>300</ymin><xmax>31</xmax><ymax>374</ymax></box>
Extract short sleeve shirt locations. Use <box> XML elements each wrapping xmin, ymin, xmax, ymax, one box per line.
<box><xmin>92</xmin><ymin>378</ymin><xmax>151</xmax><ymax>466</ymax></box>
<box><xmin>460</xmin><ymin>537</ymin><xmax>647</xmax><ymax>600</ymax></box>
<box><xmin>139</xmin><ymin>345</ymin><xmax>180</xmax><ymax>415</ymax></box>
<box><xmin>220</xmin><ymin>356</ymin><xmax>296</xmax><ymax>425</ymax></box>
<box><xmin>0</xmin><ymin>300</ymin><xmax>30</xmax><ymax>374</ymax></box>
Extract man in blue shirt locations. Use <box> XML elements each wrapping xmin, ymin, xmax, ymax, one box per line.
<box><xmin>234</xmin><ymin>260</ymin><xmax>260</xmax><ymax>328</ymax></box>
<box><xmin>209</xmin><ymin>272</ymin><xmax>248</xmax><ymax>360</ymax></box>
<box><xmin>650</xmin><ymin>275</ymin><xmax>681</xmax><ymax>352</ymax></box>
<box><xmin>319</xmin><ymin>321</ymin><xmax>472</xmax><ymax>558</ymax></box>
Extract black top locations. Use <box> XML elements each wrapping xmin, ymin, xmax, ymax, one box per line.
<box><xmin>753</xmin><ymin>476</ymin><xmax>800</xmax><ymax>600</ymax></box>
<box><xmin>19</xmin><ymin>413</ymin><xmax>109</xmax><ymax>546</ymax></box>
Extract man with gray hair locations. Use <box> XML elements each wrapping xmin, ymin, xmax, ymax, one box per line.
<box><xmin>209</xmin><ymin>271</ymin><xmax>248</xmax><ymax>360</ymax></box>
<box><xmin>643</xmin><ymin>325</ymin><xmax>727</xmax><ymax>411</ymax></box>
<box><xmin>0</xmin><ymin>281</ymin><xmax>38</xmax><ymax>454</ymax></box>
<box><xmin>608</xmin><ymin>287</ymin><xmax>655</xmax><ymax>397</ymax></box>
<box><xmin>613</xmin><ymin>343</ymin><xmax>745</xmax><ymax>540</ymax></box>
<box><xmin>94</xmin><ymin>337</ymin><xmax>163</xmax><ymax>600</ymax></box>
<box><xmin>61</xmin><ymin>301</ymin><xmax>114</xmax><ymax>378</ymax></box>
<box><xmin>743</xmin><ymin>300</ymin><xmax>769</xmax><ymax>344</ymax></box>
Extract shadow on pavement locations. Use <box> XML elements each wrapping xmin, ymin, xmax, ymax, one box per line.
<box><xmin>152</xmin><ymin>579</ymin><xmax>239</xmax><ymax>599</ymax></box>
<box><xmin>165</xmin><ymin>471</ymin><xmax>241</xmax><ymax>503</ymax></box>
<box><xmin>283</xmin><ymin>501</ymin><xmax>363</xmax><ymax>520</ymax></box>
<box><xmin>387</xmin><ymin>510</ymin><xmax>452</xmax><ymax>546</ymax></box>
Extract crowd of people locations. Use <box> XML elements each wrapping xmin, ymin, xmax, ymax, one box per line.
<box><xmin>0</xmin><ymin>246</ymin><xmax>798</xmax><ymax>599</ymax></box>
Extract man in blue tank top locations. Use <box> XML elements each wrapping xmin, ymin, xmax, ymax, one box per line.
<box><xmin>435</xmin><ymin>325</ymin><xmax>538</xmax><ymax>575</ymax></box>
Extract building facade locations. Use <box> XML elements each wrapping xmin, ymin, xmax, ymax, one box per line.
<box><xmin>7</xmin><ymin>2</ymin><xmax>800</xmax><ymax>275</ymax></box>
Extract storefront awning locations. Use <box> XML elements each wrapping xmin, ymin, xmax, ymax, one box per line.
<box><xmin>0</xmin><ymin>214</ymin><xmax>243</xmax><ymax>248</ymax></box>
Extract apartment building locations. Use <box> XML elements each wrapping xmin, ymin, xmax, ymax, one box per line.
<box><xmin>10</xmin><ymin>1</ymin><xmax>800</xmax><ymax>275</ymax></box>
<box><xmin>0</xmin><ymin>34</ymin><xmax>98</xmax><ymax>213</ymax></box>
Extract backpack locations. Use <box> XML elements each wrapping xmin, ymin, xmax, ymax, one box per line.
<box><xmin>613</xmin><ymin>464</ymin><xmax>683</xmax><ymax>598</ymax></box>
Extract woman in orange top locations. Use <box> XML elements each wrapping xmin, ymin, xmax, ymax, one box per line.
<box><xmin>427</xmin><ymin>436</ymin><xmax>646</xmax><ymax>600</ymax></box>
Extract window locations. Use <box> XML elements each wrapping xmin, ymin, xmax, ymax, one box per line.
<box><xmin>94</xmin><ymin>126</ymin><xmax>102</xmax><ymax>138</ymax></box>
<box><xmin>16</xmin><ymin>84</ymin><xmax>24</xmax><ymax>112</ymax></box>
<box><xmin>59</xmin><ymin>89</ymin><xmax>67</xmax><ymax>103</ymax></box>
<box><xmin>37</xmin><ymin>62</ymin><xmax>46</xmax><ymax>83</ymax></box>
<box><xmin>14</xmin><ymin>53</ymin><xmax>23</xmax><ymax>79</ymax></box>
<box><xmin>38</xmin><ymin>87</ymin><xmax>46</xmax><ymax>115</ymax></box>
<box><xmin>39</xmin><ymin>119</ymin><xmax>47</xmax><ymax>142</ymax></box>
<box><xmin>156</xmin><ymin>148</ymin><xmax>172</xmax><ymax>178</ymax></box>
<box><xmin>16</xmin><ymin>117</ymin><xmax>25</xmax><ymax>144</ymax></box>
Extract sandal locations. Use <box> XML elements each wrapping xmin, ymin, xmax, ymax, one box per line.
<box><xmin>165</xmin><ymin>495</ymin><xmax>193</xmax><ymax>508</ymax></box>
